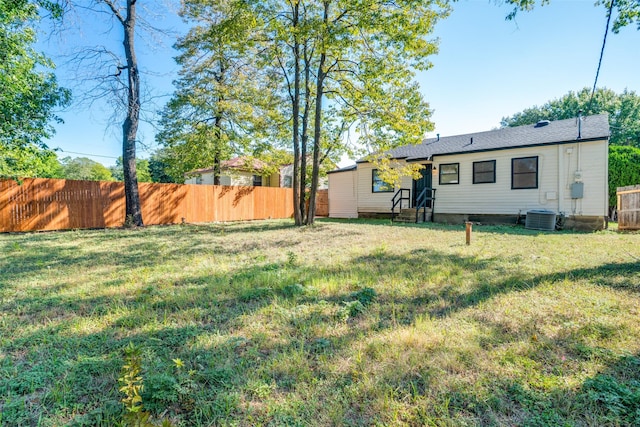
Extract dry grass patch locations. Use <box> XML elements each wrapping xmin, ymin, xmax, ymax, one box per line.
<box><xmin>0</xmin><ymin>219</ymin><xmax>639</xmax><ymax>426</ymax></box>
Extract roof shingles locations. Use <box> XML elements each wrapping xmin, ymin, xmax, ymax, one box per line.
<box><xmin>366</xmin><ymin>114</ymin><xmax>610</xmax><ymax>163</ymax></box>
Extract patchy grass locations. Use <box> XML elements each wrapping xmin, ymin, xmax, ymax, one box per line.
<box><xmin>0</xmin><ymin>219</ymin><xmax>639</xmax><ymax>426</ymax></box>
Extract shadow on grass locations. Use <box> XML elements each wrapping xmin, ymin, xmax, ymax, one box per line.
<box><xmin>467</xmin><ymin>335</ymin><xmax>640</xmax><ymax>426</ymax></box>
<box><xmin>1</xmin><ymin>223</ymin><xmax>638</xmax><ymax>425</ymax></box>
<box><xmin>0</xmin><ymin>220</ymin><xmax>318</xmax><ymax>284</ymax></box>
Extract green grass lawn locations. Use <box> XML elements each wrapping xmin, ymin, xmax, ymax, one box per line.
<box><xmin>1</xmin><ymin>219</ymin><xmax>639</xmax><ymax>426</ymax></box>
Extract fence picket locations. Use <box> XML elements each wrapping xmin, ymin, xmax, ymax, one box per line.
<box><xmin>617</xmin><ymin>185</ymin><xmax>640</xmax><ymax>231</ymax></box>
<box><xmin>0</xmin><ymin>178</ymin><xmax>294</xmax><ymax>232</ymax></box>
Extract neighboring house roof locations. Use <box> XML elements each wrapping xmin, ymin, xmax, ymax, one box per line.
<box><xmin>327</xmin><ymin>165</ymin><xmax>357</xmax><ymax>174</ymax></box>
<box><xmin>356</xmin><ymin>114</ymin><xmax>610</xmax><ymax>163</ymax></box>
<box><xmin>189</xmin><ymin>156</ymin><xmax>268</xmax><ymax>175</ymax></box>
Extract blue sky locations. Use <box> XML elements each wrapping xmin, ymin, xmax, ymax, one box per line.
<box><xmin>41</xmin><ymin>0</ymin><xmax>640</xmax><ymax>167</ymax></box>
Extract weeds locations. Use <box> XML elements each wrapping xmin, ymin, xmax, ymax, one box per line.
<box><xmin>0</xmin><ymin>219</ymin><xmax>639</xmax><ymax>425</ymax></box>
<box><xmin>119</xmin><ymin>342</ymin><xmax>173</xmax><ymax>427</ymax></box>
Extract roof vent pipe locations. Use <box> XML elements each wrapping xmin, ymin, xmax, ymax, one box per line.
<box><xmin>470</xmin><ymin>137</ymin><xmax>473</xmax><ymax>144</ymax></box>
<box><xmin>577</xmin><ymin>110</ymin><xmax>583</xmax><ymax>140</ymax></box>
<box><xmin>437</xmin><ymin>133</ymin><xmax>440</xmax><ymax>141</ymax></box>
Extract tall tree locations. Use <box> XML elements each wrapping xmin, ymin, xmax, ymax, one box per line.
<box><xmin>501</xmin><ymin>88</ymin><xmax>640</xmax><ymax>147</ymax></box>
<box><xmin>60</xmin><ymin>156</ymin><xmax>114</xmax><ymax>180</ymax></box>
<box><xmin>171</xmin><ymin>0</ymin><xmax>445</xmax><ymax>224</ymax></box>
<box><xmin>147</xmin><ymin>149</ymin><xmax>176</xmax><ymax>183</ymax></box>
<box><xmin>0</xmin><ymin>146</ymin><xmax>64</xmax><ymax>178</ymax></box>
<box><xmin>58</xmin><ymin>0</ymin><xmax>159</xmax><ymax>225</ymax></box>
<box><xmin>0</xmin><ymin>0</ymin><xmax>70</xmax><ymax>178</ymax></box>
<box><xmin>157</xmin><ymin>0</ymin><xmax>284</xmax><ymax>184</ymax></box>
<box><xmin>110</xmin><ymin>156</ymin><xmax>152</xmax><ymax>182</ymax></box>
<box><xmin>103</xmin><ymin>0</ymin><xmax>144</xmax><ymax>225</ymax></box>
<box><xmin>256</xmin><ymin>0</ymin><xmax>448</xmax><ymax>225</ymax></box>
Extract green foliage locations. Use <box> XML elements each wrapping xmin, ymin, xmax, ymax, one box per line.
<box><xmin>118</xmin><ymin>343</ymin><xmax>174</xmax><ymax>427</ymax></box>
<box><xmin>111</xmin><ymin>157</ymin><xmax>153</xmax><ymax>183</ymax></box>
<box><xmin>156</xmin><ymin>0</ymin><xmax>286</xmax><ymax>182</ymax></box>
<box><xmin>257</xmin><ymin>0</ymin><xmax>447</xmax><ymax>156</ymax></box>
<box><xmin>281</xmin><ymin>283</ymin><xmax>306</xmax><ymax>298</ymax></box>
<box><xmin>173</xmin><ymin>0</ymin><xmax>447</xmax><ymax>224</ymax></box>
<box><xmin>286</xmin><ymin>250</ymin><xmax>298</xmax><ymax>267</ymax></box>
<box><xmin>501</xmin><ymin>88</ymin><xmax>640</xmax><ymax>147</ymax></box>
<box><xmin>350</xmin><ymin>287</ymin><xmax>377</xmax><ymax>307</ymax></box>
<box><xmin>119</xmin><ymin>343</ymin><xmax>146</xmax><ymax>422</ymax></box>
<box><xmin>148</xmin><ymin>150</ymin><xmax>176</xmax><ymax>183</ymax></box>
<box><xmin>609</xmin><ymin>145</ymin><xmax>640</xmax><ymax>207</ymax></box>
<box><xmin>583</xmin><ymin>373</ymin><xmax>640</xmax><ymax>424</ymax></box>
<box><xmin>338</xmin><ymin>300</ymin><xmax>366</xmax><ymax>320</ymax></box>
<box><xmin>60</xmin><ymin>156</ymin><xmax>114</xmax><ymax>181</ymax></box>
<box><xmin>0</xmin><ymin>0</ymin><xmax>70</xmax><ymax>178</ymax></box>
<box><xmin>338</xmin><ymin>287</ymin><xmax>377</xmax><ymax>320</ymax></box>
<box><xmin>0</xmin><ymin>145</ymin><xmax>63</xmax><ymax>178</ymax></box>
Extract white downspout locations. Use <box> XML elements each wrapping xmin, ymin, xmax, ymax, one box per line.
<box><xmin>577</xmin><ymin>142</ymin><xmax>582</xmax><ymax>215</ymax></box>
<box><xmin>558</xmin><ymin>144</ymin><xmax>563</xmax><ymax>214</ymax></box>
<box><xmin>604</xmin><ymin>138</ymin><xmax>609</xmax><ymax>219</ymax></box>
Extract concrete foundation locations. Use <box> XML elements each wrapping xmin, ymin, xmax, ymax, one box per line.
<box><xmin>359</xmin><ymin>211</ymin><xmax>606</xmax><ymax>232</ymax></box>
<box><xmin>358</xmin><ymin>212</ymin><xmax>393</xmax><ymax>219</ymax></box>
<box><xmin>563</xmin><ymin>215</ymin><xmax>605</xmax><ymax>231</ymax></box>
<box><xmin>433</xmin><ymin>213</ymin><xmax>519</xmax><ymax>225</ymax></box>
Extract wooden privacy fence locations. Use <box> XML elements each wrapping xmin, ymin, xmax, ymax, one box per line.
<box><xmin>617</xmin><ymin>185</ymin><xmax>640</xmax><ymax>231</ymax></box>
<box><xmin>0</xmin><ymin>178</ymin><xmax>294</xmax><ymax>232</ymax></box>
<box><xmin>315</xmin><ymin>189</ymin><xmax>328</xmax><ymax>216</ymax></box>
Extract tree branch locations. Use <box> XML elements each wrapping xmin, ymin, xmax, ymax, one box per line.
<box><xmin>102</xmin><ymin>0</ymin><xmax>125</xmax><ymax>24</ymax></box>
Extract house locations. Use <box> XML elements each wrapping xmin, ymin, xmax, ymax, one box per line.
<box><xmin>328</xmin><ymin>114</ymin><xmax>610</xmax><ymax>230</ymax></box>
<box><xmin>184</xmin><ymin>156</ymin><xmax>329</xmax><ymax>189</ymax></box>
<box><xmin>185</xmin><ymin>157</ymin><xmax>284</xmax><ymax>187</ymax></box>
<box><xmin>279</xmin><ymin>162</ymin><xmax>330</xmax><ymax>190</ymax></box>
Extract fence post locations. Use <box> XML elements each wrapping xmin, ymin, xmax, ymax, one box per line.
<box><xmin>617</xmin><ymin>185</ymin><xmax>640</xmax><ymax>231</ymax></box>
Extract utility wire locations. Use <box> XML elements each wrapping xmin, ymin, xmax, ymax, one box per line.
<box><xmin>588</xmin><ymin>0</ymin><xmax>615</xmax><ymax>113</ymax></box>
<box><xmin>57</xmin><ymin>149</ymin><xmax>119</xmax><ymax>159</ymax></box>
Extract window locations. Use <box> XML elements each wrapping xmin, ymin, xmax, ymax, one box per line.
<box><xmin>372</xmin><ymin>169</ymin><xmax>393</xmax><ymax>193</ymax></box>
<box><xmin>439</xmin><ymin>163</ymin><xmax>459</xmax><ymax>185</ymax></box>
<box><xmin>283</xmin><ymin>175</ymin><xmax>293</xmax><ymax>188</ymax></box>
<box><xmin>512</xmin><ymin>156</ymin><xmax>538</xmax><ymax>189</ymax></box>
<box><xmin>473</xmin><ymin>160</ymin><xmax>496</xmax><ymax>184</ymax></box>
<box><xmin>195</xmin><ymin>176</ymin><xmax>203</xmax><ymax>185</ymax></box>
<box><xmin>253</xmin><ymin>175</ymin><xmax>263</xmax><ymax>186</ymax></box>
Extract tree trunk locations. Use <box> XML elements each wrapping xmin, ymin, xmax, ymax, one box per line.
<box><xmin>306</xmin><ymin>1</ymin><xmax>329</xmax><ymax>226</ymax></box>
<box><xmin>122</xmin><ymin>0</ymin><xmax>143</xmax><ymax>226</ymax></box>
<box><xmin>291</xmin><ymin>1</ymin><xmax>303</xmax><ymax>225</ymax></box>
<box><xmin>213</xmin><ymin>60</ymin><xmax>225</xmax><ymax>186</ymax></box>
<box><xmin>213</xmin><ymin>113</ymin><xmax>223</xmax><ymax>185</ymax></box>
<box><xmin>300</xmin><ymin>42</ymin><xmax>311</xmax><ymax>223</ymax></box>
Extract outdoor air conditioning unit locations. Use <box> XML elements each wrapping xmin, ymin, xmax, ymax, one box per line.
<box><xmin>525</xmin><ymin>210</ymin><xmax>556</xmax><ymax>231</ymax></box>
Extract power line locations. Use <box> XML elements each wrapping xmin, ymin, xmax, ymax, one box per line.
<box><xmin>588</xmin><ymin>0</ymin><xmax>615</xmax><ymax>112</ymax></box>
<box><xmin>57</xmin><ymin>149</ymin><xmax>119</xmax><ymax>159</ymax></box>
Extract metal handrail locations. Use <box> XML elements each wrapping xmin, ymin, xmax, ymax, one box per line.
<box><xmin>415</xmin><ymin>187</ymin><xmax>436</xmax><ymax>223</ymax></box>
<box><xmin>391</xmin><ymin>188</ymin><xmax>410</xmax><ymax>221</ymax></box>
